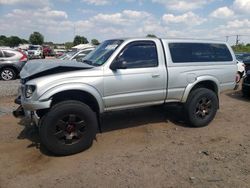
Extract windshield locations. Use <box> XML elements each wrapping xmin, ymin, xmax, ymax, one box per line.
<box><xmin>61</xmin><ymin>51</ymin><xmax>77</xmax><ymax>60</ymax></box>
<box><xmin>83</xmin><ymin>39</ymin><xmax>124</xmax><ymax>66</ymax></box>
<box><xmin>29</xmin><ymin>46</ymin><xmax>39</xmax><ymax>50</ymax></box>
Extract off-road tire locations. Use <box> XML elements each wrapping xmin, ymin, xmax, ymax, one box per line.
<box><xmin>39</xmin><ymin>100</ymin><xmax>98</xmax><ymax>156</ymax></box>
<box><xmin>184</xmin><ymin>88</ymin><xmax>218</xmax><ymax>127</ymax></box>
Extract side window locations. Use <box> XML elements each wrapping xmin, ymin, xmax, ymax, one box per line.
<box><xmin>3</xmin><ymin>51</ymin><xmax>15</xmax><ymax>58</ymax></box>
<box><xmin>0</xmin><ymin>50</ymin><xmax>3</xmax><ymax>58</ymax></box>
<box><xmin>211</xmin><ymin>44</ymin><xmax>233</xmax><ymax>61</ymax></box>
<box><xmin>169</xmin><ymin>43</ymin><xmax>232</xmax><ymax>63</ymax></box>
<box><xmin>118</xmin><ymin>41</ymin><xmax>158</xmax><ymax>68</ymax></box>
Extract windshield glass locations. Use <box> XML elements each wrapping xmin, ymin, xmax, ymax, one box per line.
<box><xmin>83</xmin><ymin>39</ymin><xmax>124</xmax><ymax>66</ymax></box>
<box><xmin>61</xmin><ymin>51</ymin><xmax>77</xmax><ymax>60</ymax></box>
<box><xmin>29</xmin><ymin>46</ymin><xmax>39</xmax><ymax>50</ymax></box>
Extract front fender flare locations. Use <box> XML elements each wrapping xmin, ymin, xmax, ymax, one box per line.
<box><xmin>39</xmin><ymin>83</ymin><xmax>105</xmax><ymax>113</ymax></box>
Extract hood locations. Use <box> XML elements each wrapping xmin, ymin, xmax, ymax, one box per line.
<box><xmin>20</xmin><ymin>59</ymin><xmax>94</xmax><ymax>79</ymax></box>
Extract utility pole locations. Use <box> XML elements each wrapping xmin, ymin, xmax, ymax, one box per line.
<box><xmin>236</xmin><ymin>35</ymin><xmax>240</xmax><ymax>45</ymax></box>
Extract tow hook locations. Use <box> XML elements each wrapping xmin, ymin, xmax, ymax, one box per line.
<box><xmin>13</xmin><ymin>106</ymin><xmax>25</xmax><ymax>118</ymax></box>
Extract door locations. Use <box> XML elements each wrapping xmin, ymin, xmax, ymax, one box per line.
<box><xmin>0</xmin><ymin>50</ymin><xmax>5</xmax><ymax>61</ymax></box>
<box><xmin>103</xmin><ymin>41</ymin><xmax>167</xmax><ymax>110</ymax></box>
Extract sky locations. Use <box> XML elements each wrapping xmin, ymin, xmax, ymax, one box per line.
<box><xmin>0</xmin><ymin>0</ymin><xmax>250</xmax><ymax>44</ymax></box>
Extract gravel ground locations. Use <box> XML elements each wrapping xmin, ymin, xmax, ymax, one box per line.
<box><xmin>0</xmin><ymin>80</ymin><xmax>20</xmax><ymax>117</ymax></box>
<box><xmin>0</xmin><ymin>80</ymin><xmax>20</xmax><ymax>97</ymax></box>
<box><xmin>0</xmin><ymin>87</ymin><xmax>249</xmax><ymax>187</ymax></box>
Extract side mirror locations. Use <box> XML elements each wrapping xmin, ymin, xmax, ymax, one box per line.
<box><xmin>110</xmin><ymin>58</ymin><xmax>127</xmax><ymax>70</ymax></box>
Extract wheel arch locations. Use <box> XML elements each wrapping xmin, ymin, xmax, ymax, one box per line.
<box><xmin>39</xmin><ymin>83</ymin><xmax>105</xmax><ymax>113</ymax></box>
<box><xmin>0</xmin><ymin>65</ymin><xmax>19</xmax><ymax>76</ymax></box>
<box><xmin>181</xmin><ymin>76</ymin><xmax>220</xmax><ymax>103</ymax></box>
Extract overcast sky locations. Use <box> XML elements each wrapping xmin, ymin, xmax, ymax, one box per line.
<box><xmin>0</xmin><ymin>0</ymin><xmax>250</xmax><ymax>44</ymax></box>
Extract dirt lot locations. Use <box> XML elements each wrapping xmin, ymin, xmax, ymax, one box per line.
<box><xmin>0</xmin><ymin>88</ymin><xmax>249</xmax><ymax>188</ymax></box>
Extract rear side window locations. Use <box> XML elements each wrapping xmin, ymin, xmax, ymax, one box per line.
<box><xmin>169</xmin><ymin>43</ymin><xmax>233</xmax><ymax>63</ymax></box>
<box><xmin>0</xmin><ymin>51</ymin><xmax>3</xmax><ymax>58</ymax></box>
<box><xmin>3</xmin><ymin>51</ymin><xmax>15</xmax><ymax>58</ymax></box>
<box><xmin>118</xmin><ymin>41</ymin><xmax>158</xmax><ymax>68</ymax></box>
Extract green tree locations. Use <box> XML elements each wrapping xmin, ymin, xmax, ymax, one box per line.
<box><xmin>65</xmin><ymin>42</ymin><xmax>74</xmax><ymax>50</ymax></box>
<box><xmin>232</xmin><ymin>44</ymin><xmax>250</xmax><ymax>53</ymax></box>
<box><xmin>21</xmin><ymin>39</ymin><xmax>29</xmax><ymax>44</ymax></box>
<box><xmin>8</xmin><ymin>36</ymin><xmax>22</xmax><ymax>47</ymax></box>
<box><xmin>73</xmin><ymin>35</ymin><xmax>88</xmax><ymax>46</ymax></box>
<box><xmin>29</xmin><ymin>32</ymin><xmax>44</xmax><ymax>45</ymax></box>
<box><xmin>91</xmin><ymin>39</ymin><xmax>100</xmax><ymax>45</ymax></box>
<box><xmin>146</xmin><ymin>34</ymin><xmax>157</xmax><ymax>38</ymax></box>
<box><xmin>0</xmin><ymin>35</ymin><xmax>7</xmax><ymax>46</ymax></box>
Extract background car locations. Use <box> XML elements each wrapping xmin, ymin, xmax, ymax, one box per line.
<box><xmin>0</xmin><ymin>48</ymin><xmax>27</xmax><ymax>80</ymax></box>
<box><xmin>28</xmin><ymin>45</ymin><xmax>44</xmax><ymax>59</ymax></box>
<box><xmin>235</xmin><ymin>52</ymin><xmax>250</xmax><ymax>83</ymax></box>
<box><xmin>59</xmin><ymin>47</ymin><xmax>95</xmax><ymax>62</ymax></box>
<box><xmin>43</xmin><ymin>45</ymin><xmax>53</xmax><ymax>57</ymax></box>
<box><xmin>242</xmin><ymin>54</ymin><xmax>250</xmax><ymax>97</ymax></box>
<box><xmin>54</xmin><ymin>49</ymin><xmax>67</xmax><ymax>58</ymax></box>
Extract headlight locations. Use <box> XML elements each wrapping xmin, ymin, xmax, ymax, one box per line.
<box><xmin>25</xmin><ymin>85</ymin><xmax>36</xmax><ymax>98</ymax></box>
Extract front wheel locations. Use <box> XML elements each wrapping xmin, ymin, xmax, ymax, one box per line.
<box><xmin>184</xmin><ymin>88</ymin><xmax>218</xmax><ymax>127</ymax></box>
<box><xmin>39</xmin><ymin>100</ymin><xmax>98</xmax><ymax>155</ymax></box>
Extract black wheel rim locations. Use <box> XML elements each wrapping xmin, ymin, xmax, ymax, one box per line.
<box><xmin>54</xmin><ymin>114</ymin><xmax>86</xmax><ymax>145</ymax></box>
<box><xmin>195</xmin><ymin>97</ymin><xmax>212</xmax><ymax>119</ymax></box>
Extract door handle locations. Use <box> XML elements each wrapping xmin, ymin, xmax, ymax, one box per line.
<box><xmin>152</xmin><ymin>74</ymin><xmax>160</xmax><ymax>78</ymax></box>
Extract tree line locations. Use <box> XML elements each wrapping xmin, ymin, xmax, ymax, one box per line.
<box><xmin>0</xmin><ymin>32</ymin><xmax>101</xmax><ymax>50</ymax></box>
<box><xmin>232</xmin><ymin>43</ymin><xmax>250</xmax><ymax>53</ymax></box>
<box><xmin>3</xmin><ymin>32</ymin><xmax>250</xmax><ymax>52</ymax></box>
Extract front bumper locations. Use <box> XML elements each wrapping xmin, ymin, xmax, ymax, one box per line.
<box><xmin>21</xmin><ymin>99</ymin><xmax>52</xmax><ymax>111</ymax></box>
<box><xmin>28</xmin><ymin>54</ymin><xmax>41</xmax><ymax>59</ymax></box>
<box><xmin>13</xmin><ymin>95</ymin><xmax>52</xmax><ymax>126</ymax></box>
<box><xmin>13</xmin><ymin>105</ymin><xmax>40</xmax><ymax>126</ymax></box>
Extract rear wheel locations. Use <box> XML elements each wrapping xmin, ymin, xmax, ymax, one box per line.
<box><xmin>0</xmin><ymin>68</ymin><xmax>16</xmax><ymax>81</ymax></box>
<box><xmin>184</xmin><ymin>88</ymin><xmax>218</xmax><ymax>127</ymax></box>
<box><xmin>39</xmin><ymin>100</ymin><xmax>98</xmax><ymax>155</ymax></box>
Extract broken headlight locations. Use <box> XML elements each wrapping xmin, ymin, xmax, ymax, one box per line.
<box><xmin>25</xmin><ymin>85</ymin><xmax>36</xmax><ymax>98</ymax></box>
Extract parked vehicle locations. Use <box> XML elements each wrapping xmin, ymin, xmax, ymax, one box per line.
<box><xmin>234</xmin><ymin>60</ymin><xmax>245</xmax><ymax>87</ymax></box>
<box><xmin>235</xmin><ymin>52</ymin><xmax>250</xmax><ymax>83</ymax></box>
<box><xmin>28</xmin><ymin>45</ymin><xmax>44</xmax><ymax>59</ymax></box>
<box><xmin>13</xmin><ymin>38</ymin><xmax>237</xmax><ymax>155</ymax></box>
<box><xmin>43</xmin><ymin>45</ymin><xmax>53</xmax><ymax>57</ymax></box>
<box><xmin>59</xmin><ymin>47</ymin><xmax>95</xmax><ymax>62</ymax></box>
<box><xmin>242</xmin><ymin>54</ymin><xmax>250</xmax><ymax>97</ymax></box>
<box><xmin>54</xmin><ymin>49</ymin><xmax>66</xmax><ymax>58</ymax></box>
<box><xmin>0</xmin><ymin>48</ymin><xmax>27</xmax><ymax>80</ymax></box>
<box><xmin>235</xmin><ymin>52</ymin><xmax>245</xmax><ymax>62</ymax></box>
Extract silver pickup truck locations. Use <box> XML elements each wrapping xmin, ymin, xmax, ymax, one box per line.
<box><xmin>14</xmin><ymin>38</ymin><xmax>237</xmax><ymax>155</ymax></box>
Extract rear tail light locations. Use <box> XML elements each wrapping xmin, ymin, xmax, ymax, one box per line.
<box><xmin>19</xmin><ymin>52</ymin><xmax>28</xmax><ymax>62</ymax></box>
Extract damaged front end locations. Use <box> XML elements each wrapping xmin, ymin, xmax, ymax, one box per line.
<box><xmin>12</xmin><ymin>59</ymin><xmax>94</xmax><ymax>126</ymax></box>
